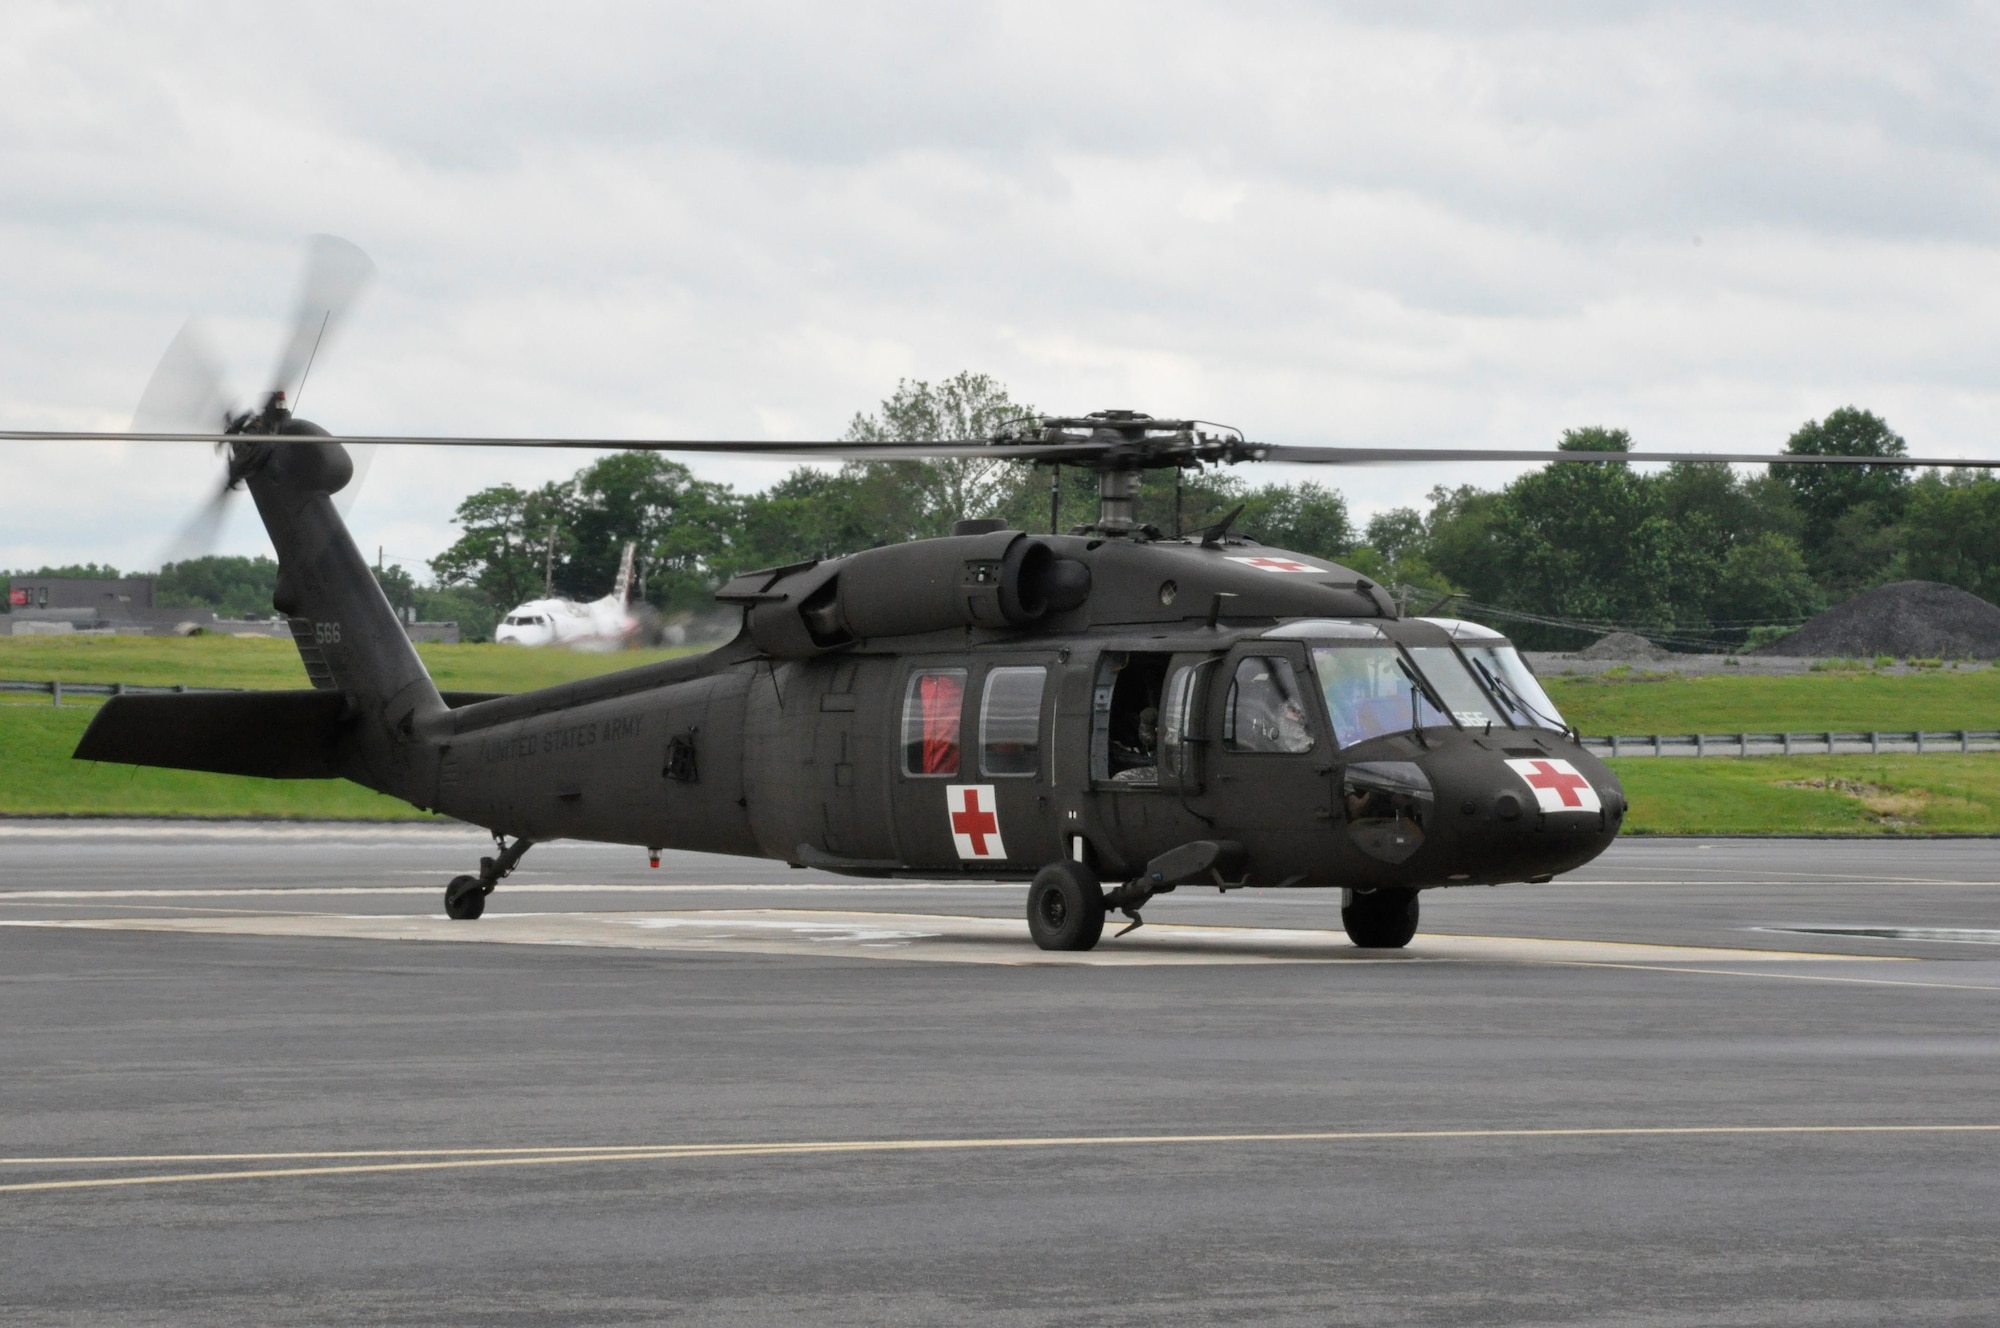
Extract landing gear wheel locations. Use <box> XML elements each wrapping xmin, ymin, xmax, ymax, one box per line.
<box><xmin>1342</xmin><ymin>887</ymin><xmax>1418</xmax><ymax>949</ymax></box>
<box><xmin>444</xmin><ymin>875</ymin><xmax>487</xmax><ymax>921</ymax></box>
<box><xmin>1027</xmin><ymin>860</ymin><xmax>1106</xmax><ymax>952</ymax></box>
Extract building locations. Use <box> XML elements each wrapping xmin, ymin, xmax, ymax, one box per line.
<box><xmin>4</xmin><ymin>576</ymin><xmax>216</xmax><ymax>636</ymax></box>
<box><xmin>4</xmin><ymin>575</ymin><xmax>460</xmax><ymax>643</ymax></box>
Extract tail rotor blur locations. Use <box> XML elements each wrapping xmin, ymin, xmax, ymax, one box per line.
<box><xmin>141</xmin><ymin>236</ymin><xmax>376</xmax><ymax>568</ymax></box>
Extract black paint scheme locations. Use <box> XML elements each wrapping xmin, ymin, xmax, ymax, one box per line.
<box><xmin>76</xmin><ymin>438</ymin><xmax>1623</xmax><ymax>900</ymax></box>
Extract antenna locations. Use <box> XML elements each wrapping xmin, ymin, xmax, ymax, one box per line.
<box><xmin>291</xmin><ymin>311</ymin><xmax>332</xmax><ymax>411</ymax></box>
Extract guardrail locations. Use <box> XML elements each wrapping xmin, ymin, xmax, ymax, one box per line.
<box><xmin>5</xmin><ymin>680</ymin><xmax>1997</xmax><ymax>757</ymax></box>
<box><xmin>1582</xmin><ymin>731</ymin><xmax>2000</xmax><ymax>757</ymax></box>
<box><xmin>0</xmin><ymin>679</ymin><xmax>245</xmax><ymax>705</ymax></box>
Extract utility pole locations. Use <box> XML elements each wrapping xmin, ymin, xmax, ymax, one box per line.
<box><xmin>544</xmin><ymin>525</ymin><xmax>558</xmax><ymax>599</ymax></box>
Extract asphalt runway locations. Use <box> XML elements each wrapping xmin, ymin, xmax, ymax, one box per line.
<box><xmin>4</xmin><ymin>823</ymin><xmax>1999</xmax><ymax>1325</ymax></box>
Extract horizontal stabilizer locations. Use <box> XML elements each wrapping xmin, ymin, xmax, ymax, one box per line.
<box><xmin>74</xmin><ymin>691</ymin><xmax>351</xmax><ymax>780</ymax></box>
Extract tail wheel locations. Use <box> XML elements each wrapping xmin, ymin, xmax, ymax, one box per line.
<box><xmin>444</xmin><ymin>875</ymin><xmax>486</xmax><ymax>921</ymax></box>
<box><xmin>1026</xmin><ymin>860</ymin><xmax>1106</xmax><ymax>952</ymax></box>
<box><xmin>1342</xmin><ymin>887</ymin><xmax>1418</xmax><ymax>949</ymax></box>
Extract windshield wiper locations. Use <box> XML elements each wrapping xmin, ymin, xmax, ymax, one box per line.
<box><xmin>1395</xmin><ymin>657</ymin><xmax>1452</xmax><ymax>731</ymax></box>
<box><xmin>1471</xmin><ymin>656</ymin><xmax>1565</xmax><ymax>732</ymax></box>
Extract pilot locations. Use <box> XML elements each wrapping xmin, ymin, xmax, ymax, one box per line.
<box><xmin>1270</xmin><ymin>697</ymin><xmax>1310</xmax><ymax>753</ymax></box>
<box><xmin>1110</xmin><ymin>705</ymin><xmax>1160</xmax><ymax>783</ymax></box>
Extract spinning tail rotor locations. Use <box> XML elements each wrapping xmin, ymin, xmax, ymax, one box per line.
<box><xmin>139</xmin><ymin>236</ymin><xmax>376</xmax><ymax>568</ymax></box>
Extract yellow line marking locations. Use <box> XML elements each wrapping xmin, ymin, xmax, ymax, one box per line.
<box><xmin>6</xmin><ymin>1124</ymin><xmax>1998</xmax><ymax>1195</ymax></box>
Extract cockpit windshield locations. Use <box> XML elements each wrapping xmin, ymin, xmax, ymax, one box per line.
<box><xmin>1311</xmin><ymin>648</ymin><xmax>1449</xmax><ymax>747</ymax></box>
<box><xmin>1404</xmin><ymin>647</ymin><xmax>1504</xmax><ymax>728</ymax></box>
<box><xmin>1418</xmin><ymin>618</ymin><xmax>1568</xmax><ymax>733</ymax></box>
<box><xmin>1309</xmin><ymin>641</ymin><xmax>1510</xmax><ymax>747</ymax></box>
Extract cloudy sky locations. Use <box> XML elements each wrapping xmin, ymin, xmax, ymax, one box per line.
<box><xmin>5</xmin><ymin>1</ymin><xmax>1999</xmax><ymax>576</ymax></box>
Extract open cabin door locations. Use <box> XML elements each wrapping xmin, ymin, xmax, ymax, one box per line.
<box><xmin>1085</xmin><ymin>649</ymin><xmax>1220</xmax><ymax>876</ymax></box>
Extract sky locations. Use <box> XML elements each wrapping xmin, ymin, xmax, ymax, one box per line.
<box><xmin>5</xmin><ymin>1</ymin><xmax>2000</xmax><ymax>579</ymax></box>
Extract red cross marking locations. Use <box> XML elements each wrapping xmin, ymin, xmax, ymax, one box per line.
<box><xmin>952</xmin><ymin>788</ymin><xmax>999</xmax><ymax>855</ymax></box>
<box><xmin>1245</xmin><ymin>557</ymin><xmax>1311</xmax><ymax>571</ymax></box>
<box><xmin>1522</xmin><ymin>760</ymin><xmax>1590</xmax><ymax>808</ymax></box>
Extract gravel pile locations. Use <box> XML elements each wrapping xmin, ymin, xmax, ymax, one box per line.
<box><xmin>1750</xmin><ymin>580</ymin><xmax>2000</xmax><ymax>658</ymax></box>
<box><xmin>1578</xmin><ymin>631</ymin><xmax>1676</xmax><ymax>662</ymax></box>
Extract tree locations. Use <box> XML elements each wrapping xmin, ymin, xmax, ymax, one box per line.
<box><xmin>429</xmin><ymin>480</ymin><xmax>576</xmax><ymax>611</ymax></box>
<box><xmin>372</xmin><ymin>563</ymin><xmax>418</xmax><ymax>611</ymax></box>
<box><xmin>5</xmin><ymin>562</ymin><xmax>124</xmax><ymax>580</ymax></box>
<box><xmin>1364</xmin><ymin>508</ymin><xmax>1427</xmax><ymax>564</ymax></box>
<box><xmin>734</xmin><ymin>467</ymin><xmax>886</xmax><ymax>571</ymax></box>
<box><xmin>1903</xmin><ymin>470</ymin><xmax>2000</xmax><ymax>602</ymax></box>
<box><xmin>1404</xmin><ymin>430</ymin><xmax>1728</xmax><ymax>648</ymax></box>
<box><xmin>1708</xmin><ymin>533</ymin><xmax>1822</xmax><ymax>633</ymax></box>
<box><xmin>157</xmin><ymin>556</ymin><xmax>282</xmax><ymax>619</ymax></box>
<box><xmin>1342</xmin><ymin>506</ymin><xmax>1458</xmax><ymax>605</ymax></box>
<box><xmin>567</xmin><ymin>453</ymin><xmax>739</xmax><ymax>611</ymax></box>
<box><xmin>1419</xmin><ymin>485</ymin><xmax>1506</xmax><ymax>603</ymax></box>
<box><xmin>1778</xmin><ymin>407</ymin><xmax>1910</xmax><ymax>584</ymax></box>
<box><xmin>840</xmin><ymin>372</ymin><xmax>1039</xmax><ymax>539</ymax></box>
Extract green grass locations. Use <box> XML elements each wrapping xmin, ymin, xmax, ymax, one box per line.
<box><xmin>0</xmin><ymin>635</ymin><xmax>702</xmax><ymax>693</ymax></box>
<box><xmin>0</xmin><ymin>635</ymin><xmax>702</xmax><ymax>820</ymax></box>
<box><xmin>0</xmin><ymin>699</ymin><xmax>431</xmax><ymax>819</ymax></box>
<box><xmin>1545</xmin><ymin>666</ymin><xmax>2000</xmax><ymax>735</ymax></box>
<box><xmin>1612</xmin><ymin>754</ymin><xmax>2000</xmax><ymax>835</ymax></box>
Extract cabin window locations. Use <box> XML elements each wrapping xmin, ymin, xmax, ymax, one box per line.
<box><xmin>901</xmin><ymin>669</ymin><xmax>966</xmax><ymax>776</ymax></box>
<box><xmin>1224</xmin><ymin>656</ymin><xmax>1315</xmax><ymax>754</ymax></box>
<box><xmin>979</xmin><ymin>666</ymin><xmax>1046</xmax><ymax>777</ymax></box>
<box><xmin>1158</xmin><ymin>658</ymin><xmax>1217</xmax><ymax>783</ymax></box>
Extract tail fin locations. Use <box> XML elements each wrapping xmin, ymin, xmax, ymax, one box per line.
<box><xmin>614</xmin><ymin>541</ymin><xmax>637</xmax><ymax>604</ymax></box>
<box><xmin>247</xmin><ymin>429</ymin><xmax>446</xmax><ymax>799</ymax></box>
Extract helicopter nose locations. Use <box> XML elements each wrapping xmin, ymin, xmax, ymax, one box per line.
<box><xmin>1435</xmin><ymin>749</ymin><xmax>1624</xmax><ymax>879</ymax></box>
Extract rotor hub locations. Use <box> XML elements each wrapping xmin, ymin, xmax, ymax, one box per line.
<box><xmin>1001</xmin><ymin>410</ymin><xmax>1256</xmax><ymax>535</ymax></box>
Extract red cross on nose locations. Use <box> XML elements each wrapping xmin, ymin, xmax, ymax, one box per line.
<box><xmin>952</xmin><ymin>789</ymin><xmax>998</xmax><ymax>855</ymax></box>
<box><xmin>1523</xmin><ymin>760</ymin><xmax>1591</xmax><ymax>807</ymax></box>
<box><xmin>1245</xmin><ymin>557</ymin><xmax>1311</xmax><ymax>571</ymax></box>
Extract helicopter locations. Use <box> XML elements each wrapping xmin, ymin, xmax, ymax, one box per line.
<box><xmin>14</xmin><ymin>238</ymin><xmax>2000</xmax><ymax>952</ymax></box>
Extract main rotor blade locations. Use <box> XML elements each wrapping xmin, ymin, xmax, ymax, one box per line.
<box><xmin>7</xmin><ymin>430</ymin><xmax>2000</xmax><ymax>470</ymax></box>
<box><xmin>132</xmin><ymin>320</ymin><xmax>234</xmax><ymax>433</ymax></box>
<box><xmin>0</xmin><ymin>431</ymin><xmax>1094</xmax><ymax>461</ymax></box>
<box><xmin>1251</xmin><ymin>444</ymin><xmax>2000</xmax><ymax>467</ymax></box>
<box><xmin>270</xmin><ymin>235</ymin><xmax>375</xmax><ymax>405</ymax></box>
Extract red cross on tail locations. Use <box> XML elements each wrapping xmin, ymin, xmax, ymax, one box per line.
<box><xmin>1503</xmin><ymin>758</ymin><xmax>1602</xmax><ymax>814</ymax></box>
<box><xmin>946</xmin><ymin>784</ymin><xmax>1007</xmax><ymax>860</ymax></box>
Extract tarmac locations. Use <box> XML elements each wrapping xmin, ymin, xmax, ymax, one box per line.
<box><xmin>4</xmin><ymin>822</ymin><xmax>1999</xmax><ymax>1325</ymax></box>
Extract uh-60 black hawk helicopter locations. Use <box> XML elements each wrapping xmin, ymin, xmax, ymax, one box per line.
<box><xmin>18</xmin><ymin>237</ymin><xmax>2000</xmax><ymax>952</ymax></box>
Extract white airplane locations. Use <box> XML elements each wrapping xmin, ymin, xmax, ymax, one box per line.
<box><xmin>494</xmin><ymin>542</ymin><xmax>641</xmax><ymax>650</ymax></box>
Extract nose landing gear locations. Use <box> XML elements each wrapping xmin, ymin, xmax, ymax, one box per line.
<box><xmin>1342</xmin><ymin>887</ymin><xmax>1419</xmax><ymax>949</ymax></box>
<box><xmin>443</xmin><ymin>834</ymin><xmax>535</xmax><ymax>921</ymax></box>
